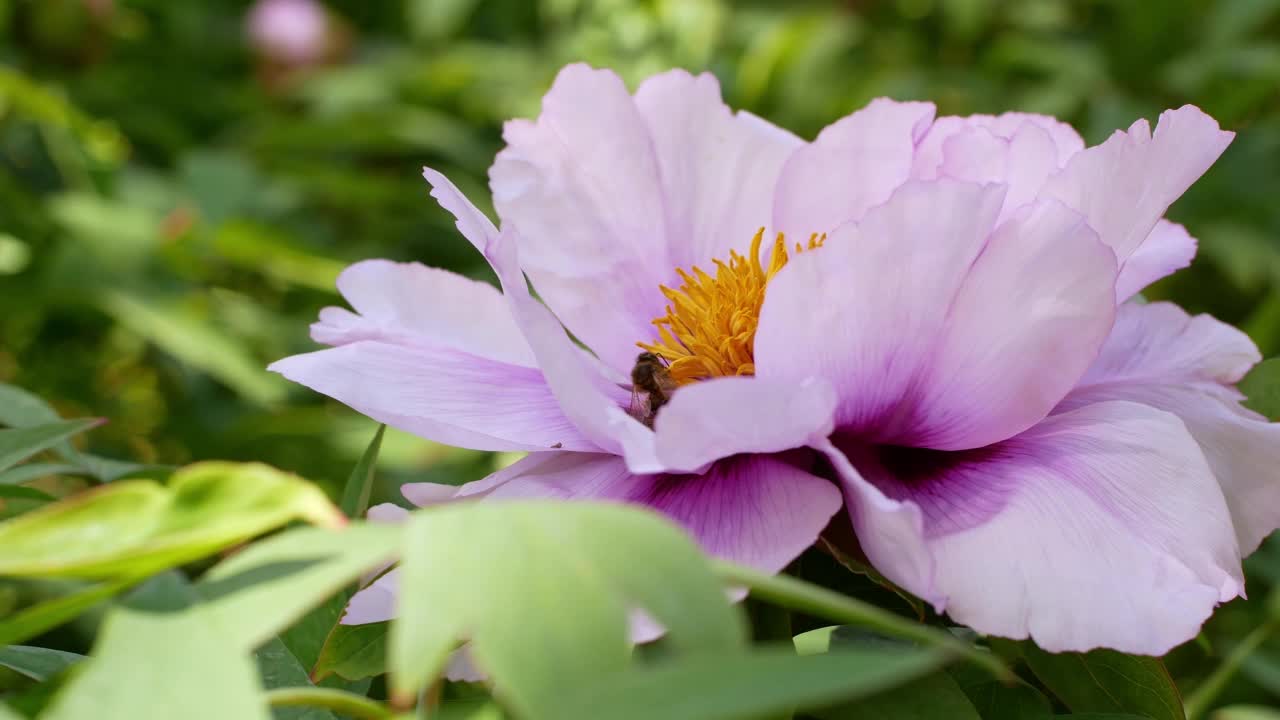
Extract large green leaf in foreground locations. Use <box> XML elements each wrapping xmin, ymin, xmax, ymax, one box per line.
<box><xmin>0</xmin><ymin>462</ymin><xmax>343</xmax><ymax>579</ymax></box>
<box><xmin>41</xmin><ymin>607</ymin><xmax>271</xmax><ymax>720</ymax></box>
<box><xmin>390</xmin><ymin>501</ymin><xmax>747</xmax><ymax>716</ymax></box>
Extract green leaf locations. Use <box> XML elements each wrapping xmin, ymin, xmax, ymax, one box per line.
<box><xmin>313</xmin><ymin>622</ymin><xmax>388</xmax><ymax>682</ymax></box>
<box><xmin>1021</xmin><ymin>645</ymin><xmax>1184</xmax><ymax>720</ymax></box>
<box><xmin>808</xmin><ymin>669</ymin><xmax>981</xmax><ymax>720</ymax></box>
<box><xmin>256</xmin><ymin>637</ymin><xmax>338</xmax><ymax>720</ymax></box>
<box><xmin>41</xmin><ymin>607</ymin><xmax>270</xmax><ymax>720</ymax></box>
<box><xmin>0</xmin><ymin>419</ymin><xmax>100</xmax><ymax>474</ymax></box>
<box><xmin>0</xmin><ymin>463</ymin><xmax>89</xmax><ymax>485</ymax></box>
<box><xmin>0</xmin><ymin>384</ymin><xmax>146</xmax><ymax>483</ymax></box>
<box><xmin>0</xmin><ymin>383</ymin><xmax>63</xmax><ymax>428</ymax></box>
<box><xmin>389</xmin><ymin>502</ymin><xmax>746</xmax><ymax>715</ymax></box>
<box><xmin>1241</xmin><ymin>358</ymin><xmax>1280</xmax><ymax>419</ymax></box>
<box><xmin>949</xmin><ymin>662</ymin><xmax>1053</xmax><ymax>720</ymax></box>
<box><xmin>717</xmin><ymin>563</ymin><xmax>1008</xmax><ymax>681</ymax></box>
<box><xmin>0</xmin><ymin>645</ymin><xmax>84</xmax><ymax>681</ymax></box>
<box><xmin>0</xmin><ymin>485</ymin><xmax>55</xmax><ymax>502</ymax></box>
<box><xmin>1057</xmin><ymin>715</ymin><xmax>1159</xmax><ymax>719</ymax></box>
<box><xmin>794</xmin><ymin>627</ymin><xmax>982</xmax><ymax>720</ymax></box>
<box><xmin>0</xmin><ymin>462</ymin><xmax>342</xmax><ymax>579</ymax></box>
<box><xmin>0</xmin><ymin>577</ymin><xmax>139</xmax><ymax>646</ymax></box>
<box><xmin>0</xmin><ymin>702</ymin><xmax>22</xmax><ymax>720</ymax></box>
<box><xmin>341</xmin><ymin>425</ymin><xmax>384</xmax><ymax>519</ymax></box>
<box><xmin>197</xmin><ymin>524</ymin><xmax>400</xmax><ymax>654</ymax></box>
<box><xmin>264</xmin><ymin>687</ymin><xmax>393</xmax><ymax>720</ymax></box>
<box><xmin>1213</xmin><ymin>707</ymin><xmax>1280</xmax><ymax>720</ymax></box>
<box><xmin>558</xmin><ymin>645</ymin><xmax>952</xmax><ymax>720</ymax></box>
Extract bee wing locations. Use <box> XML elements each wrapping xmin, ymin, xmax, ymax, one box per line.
<box><xmin>628</xmin><ymin>385</ymin><xmax>651</xmax><ymax>421</ymax></box>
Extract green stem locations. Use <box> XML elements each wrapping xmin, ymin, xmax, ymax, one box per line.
<box><xmin>713</xmin><ymin>560</ymin><xmax>1012</xmax><ymax>683</ymax></box>
<box><xmin>265</xmin><ymin>687</ymin><xmax>393</xmax><ymax>720</ymax></box>
<box><xmin>1184</xmin><ymin>618</ymin><xmax>1280</xmax><ymax>720</ymax></box>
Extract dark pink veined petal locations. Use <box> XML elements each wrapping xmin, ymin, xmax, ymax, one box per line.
<box><xmin>488</xmin><ymin>65</ymin><xmax>802</xmax><ymax>374</ymax></box>
<box><xmin>1061</xmin><ymin>301</ymin><xmax>1280</xmax><ymax>555</ymax></box>
<box><xmin>478</xmin><ymin>451</ymin><xmax>842</xmax><ymax>575</ymax></box>
<box><xmin>773</xmin><ymin>98</ymin><xmax>935</xmax><ymax>237</ymax></box>
<box><xmin>756</xmin><ymin>180</ymin><xmax>1117</xmax><ymax>451</ymax></box>
<box><xmin>1040</xmin><ymin>105</ymin><xmax>1233</xmax><ymax>264</ymax></box>
<box><xmin>1115</xmin><ymin>220</ymin><xmax>1198</xmax><ymax>301</ymax></box>
<box><xmin>833</xmin><ymin>400</ymin><xmax>1242</xmax><ymax>655</ymax></box>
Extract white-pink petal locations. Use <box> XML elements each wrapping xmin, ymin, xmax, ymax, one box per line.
<box><xmin>773</xmin><ymin>98</ymin><xmax>936</xmax><ymax>237</ymax></box>
<box><xmin>1040</xmin><ymin>105</ymin><xmax>1233</xmax><ymax>263</ymax></box>
<box><xmin>1114</xmin><ymin>220</ymin><xmax>1198</xmax><ymax>301</ymax></box>
<box><xmin>312</xmin><ymin>259</ymin><xmax>535</xmax><ymax>367</ymax></box>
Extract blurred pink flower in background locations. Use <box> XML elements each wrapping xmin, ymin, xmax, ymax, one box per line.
<box><xmin>245</xmin><ymin>0</ymin><xmax>329</xmax><ymax>66</ymax></box>
<box><xmin>273</xmin><ymin>64</ymin><xmax>1280</xmax><ymax>657</ymax></box>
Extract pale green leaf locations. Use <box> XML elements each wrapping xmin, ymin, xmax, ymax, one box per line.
<box><xmin>198</xmin><ymin>524</ymin><xmax>400</xmax><ymax>653</ymax></box>
<box><xmin>1214</xmin><ymin>706</ymin><xmax>1280</xmax><ymax>720</ymax></box>
<box><xmin>389</xmin><ymin>502</ymin><xmax>745</xmax><ymax>714</ymax></box>
<box><xmin>41</xmin><ymin>608</ymin><xmax>270</xmax><ymax>720</ymax></box>
<box><xmin>0</xmin><ymin>578</ymin><xmax>138</xmax><ymax>646</ymax></box>
<box><xmin>0</xmin><ymin>462</ymin><xmax>342</xmax><ymax>579</ymax></box>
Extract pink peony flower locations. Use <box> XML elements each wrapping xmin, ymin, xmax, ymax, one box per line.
<box><xmin>246</xmin><ymin>0</ymin><xmax>329</xmax><ymax>65</ymax></box>
<box><xmin>271</xmin><ymin>64</ymin><xmax>1280</xmax><ymax>655</ymax></box>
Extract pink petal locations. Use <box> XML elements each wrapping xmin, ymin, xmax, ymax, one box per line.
<box><xmin>486</xmin><ymin>228</ymin><xmax>658</xmax><ymax>467</ymax></box>
<box><xmin>1115</xmin><ymin>220</ymin><xmax>1198</xmax><ymax>301</ymax></box>
<box><xmin>632</xmin><ymin>69</ymin><xmax>803</xmax><ymax>270</ymax></box>
<box><xmin>269</xmin><ymin>341</ymin><xmax>596</xmax><ymax>452</ymax></box>
<box><xmin>488</xmin><ymin>65</ymin><xmax>800</xmax><ymax>374</ymax></box>
<box><xmin>651</xmin><ymin>376</ymin><xmax>836</xmax><ymax>473</ymax></box>
<box><xmin>343</xmin><ymin>568</ymin><xmax>396</xmax><ymax>625</ymax></box>
<box><xmin>844</xmin><ymin>401</ymin><xmax>1242</xmax><ymax>654</ymax></box>
<box><xmin>756</xmin><ymin>180</ymin><xmax>1117</xmax><ymax>450</ymax></box>
<box><xmin>1040</xmin><ymin>105</ymin><xmax>1233</xmax><ymax>263</ymax></box>
<box><xmin>422</xmin><ymin>166</ymin><xmax>656</xmax><ymax>464</ymax></box>
<box><xmin>1063</xmin><ymin>302</ymin><xmax>1280</xmax><ymax>554</ymax></box>
<box><xmin>773</xmin><ymin>98</ymin><xmax>935</xmax><ymax>237</ymax></box>
<box><xmin>933</xmin><ymin>122</ymin><xmax>1063</xmax><ymax>223</ymax></box>
<box><xmin>913</xmin><ymin>112</ymin><xmax>1085</xmax><ymax>180</ymax></box>
<box><xmin>311</xmin><ymin>259</ymin><xmax>535</xmax><ymax>366</ymax></box>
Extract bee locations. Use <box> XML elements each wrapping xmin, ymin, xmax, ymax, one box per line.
<box><xmin>629</xmin><ymin>352</ymin><xmax>676</xmax><ymax>427</ymax></box>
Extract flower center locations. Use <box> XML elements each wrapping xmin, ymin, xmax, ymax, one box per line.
<box><xmin>637</xmin><ymin>229</ymin><xmax>824</xmax><ymax>385</ymax></box>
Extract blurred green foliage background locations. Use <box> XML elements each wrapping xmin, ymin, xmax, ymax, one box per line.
<box><xmin>3</xmin><ymin>0</ymin><xmax>1280</xmax><ymax>709</ymax></box>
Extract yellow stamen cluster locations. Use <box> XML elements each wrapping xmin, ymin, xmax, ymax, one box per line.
<box><xmin>638</xmin><ymin>229</ymin><xmax>825</xmax><ymax>385</ymax></box>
